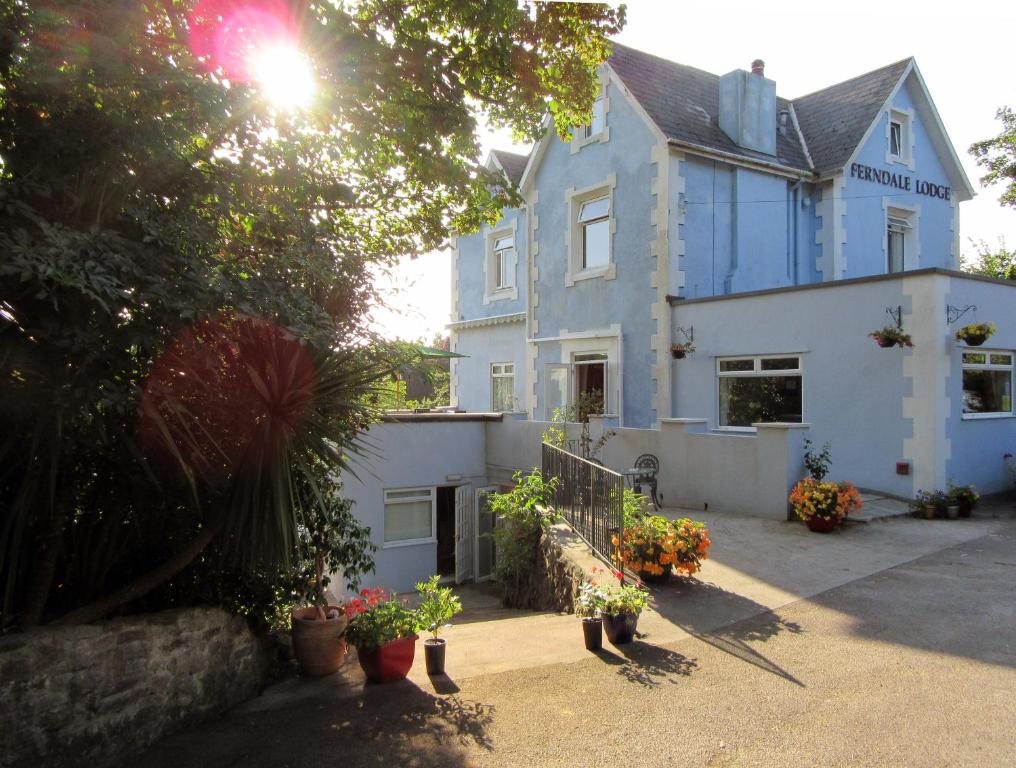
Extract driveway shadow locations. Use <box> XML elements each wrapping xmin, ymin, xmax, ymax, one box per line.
<box><xmin>123</xmin><ymin>678</ymin><xmax>494</xmax><ymax>768</ymax></box>
<box><xmin>593</xmin><ymin>642</ymin><xmax>698</xmax><ymax>688</ymax></box>
<box><xmin>647</xmin><ymin>577</ymin><xmax>805</xmax><ymax>687</ymax></box>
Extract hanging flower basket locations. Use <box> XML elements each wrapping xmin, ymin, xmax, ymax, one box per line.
<box><xmin>955</xmin><ymin>322</ymin><xmax>997</xmax><ymax>347</ymax></box>
<box><xmin>670</xmin><ymin>342</ymin><xmax>695</xmax><ymax>359</ymax></box>
<box><xmin>869</xmin><ymin>326</ymin><xmax>913</xmax><ymax>348</ymax></box>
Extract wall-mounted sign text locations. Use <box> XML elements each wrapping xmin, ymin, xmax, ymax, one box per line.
<box><xmin>850</xmin><ymin>162</ymin><xmax>951</xmax><ymax>200</ymax></box>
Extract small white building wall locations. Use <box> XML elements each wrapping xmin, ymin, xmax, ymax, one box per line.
<box><xmin>451</xmin><ymin>320</ymin><xmax>527</xmax><ymax>413</ymax></box>
<box><xmin>340</xmin><ymin>419</ymin><xmax>490</xmax><ymax>593</ymax></box>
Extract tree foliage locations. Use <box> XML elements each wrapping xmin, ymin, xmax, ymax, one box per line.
<box><xmin>962</xmin><ymin>238</ymin><xmax>1016</xmax><ymax>281</ymax></box>
<box><xmin>0</xmin><ymin>0</ymin><xmax>623</xmax><ymax>628</ymax></box>
<box><xmin>970</xmin><ymin>106</ymin><xmax>1016</xmax><ymax>208</ymax></box>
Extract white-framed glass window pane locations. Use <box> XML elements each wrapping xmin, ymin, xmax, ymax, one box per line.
<box><xmin>493</xmin><ymin>235</ymin><xmax>513</xmax><ymax>251</ymax></box>
<box><xmin>583</xmin><ymin>97</ymin><xmax>604</xmax><ymax>138</ymax></box>
<box><xmin>718</xmin><ymin>355</ymin><xmax>802</xmax><ymax>427</ymax></box>
<box><xmin>582</xmin><ymin>218</ymin><xmax>610</xmax><ymax>269</ymax></box>
<box><xmin>962</xmin><ymin>352</ymin><xmax>1013</xmax><ymax>415</ymax></box>
<box><xmin>383</xmin><ymin>488</ymin><xmax>434</xmax><ymax>543</ymax></box>
<box><xmin>493</xmin><ymin>234</ymin><xmax>514</xmax><ymax>290</ymax></box>
<box><xmin>491</xmin><ymin>362</ymin><xmax>515</xmax><ymax>412</ymax></box>
<box><xmin>888</xmin><ymin>228</ymin><xmax>905</xmax><ymax>273</ymax></box>
<box><xmin>890</xmin><ymin>121</ymin><xmax>902</xmax><ymax>157</ymax></box>
<box><xmin>578</xmin><ymin>197</ymin><xmax>610</xmax><ymax>222</ymax></box>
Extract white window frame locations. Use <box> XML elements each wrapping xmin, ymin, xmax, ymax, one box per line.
<box><xmin>578</xmin><ymin>197</ymin><xmax>610</xmax><ymax>271</ymax></box>
<box><xmin>570</xmin><ymin>83</ymin><xmax>610</xmax><ymax>153</ymax></box>
<box><xmin>961</xmin><ymin>350</ymin><xmax>1014</xmax><ymax>420</ymax></box>
<box><xmin>493</xmin><ymin>235</ymin><xmax>515</xmax><ymax>291</ymax></box>
<box><xmin>572</xmin><ymin>351</ymin><xmax>608</xmax><ymax>411</ymax></box>
<box><xmin>716</xmin><ymin>355</ymin><xmax>804</xmax><ymax>432</ymax></box>
<box><xmin>564</xmin><ymin>175</ymin><xmax>617</xmax><ymax>286</ymax></box>
<box><xmin>491</xmin><ymin>362</ymin><xmax>516</xmax><ymax>412</ymax></box>
<box><xmin>382</xmin><ymin>487</ymin><xmax>436</xmax><ymax>548</ymax></box>
<box><xmin>483</xmin><ymin>221</ymin><xmax>518</xmax><ymax>304</ymax></box>
<box><xmin>885</xmin><ymin>108</ymin><xmax>914</xmax><ymax>169</ymax></box>
<box><xmin>885</xmin><ymin>204</ymin><xmax>918</xmax><ymax>273</ymax></box>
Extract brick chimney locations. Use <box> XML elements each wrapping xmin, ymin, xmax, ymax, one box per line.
<box><xmin>751</xmin><ymin>59</ymin><xmax>765</xmax><ymax>76</ymax></box>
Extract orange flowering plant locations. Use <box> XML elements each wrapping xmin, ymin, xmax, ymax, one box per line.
<box><xmin>612</xmin><ymin>514</ymin><xmax>712</xmax><ymax>578</ymax></box>
<box><xmin>789</xmin><ymin>477</ymin><xmax>863</xmax><ymax>524</ymax></box>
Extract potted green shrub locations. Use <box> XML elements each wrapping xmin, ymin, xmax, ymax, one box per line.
<box><xmin>955</xmin><ymin>322</ymin><xmax>997</xmax><ymax>347</ymax></box>
<box><xmin>344</xmin><ymin>588</ymin><xmax>423</xmax><ymax>683</ymax></box>
<box><xmin>869</xmin><ymin>326</ymin><xmax>914</xmax><ymax>348</ymax></box>
<box><xmin>416</xmin><ymin>575</ymin><xmax>463</xmax><ymax>675</ymax></box>
<box><xmin>576</xmin><ymin>577</ymin><xmax>609</xmax><ymax>651</ymax></box>
<box><xmin>909</xmin><ymin>490</ymin><xmax>936</xmax><ymax>519</ymax></box>
<box><xmin>947</xmin><ymin>484</ymin><xmax>979</xmax><ymax>518</ymax></box>
<box><xmin>599</xmin><ymin>579</ymin><xmax>650</xmax><ymax>645</ymax></box>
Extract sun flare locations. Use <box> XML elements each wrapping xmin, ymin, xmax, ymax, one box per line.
<box><xmin>250</xmin><ymin>43</ymin><xmax>315</xmax><ymax>110</ymax></box>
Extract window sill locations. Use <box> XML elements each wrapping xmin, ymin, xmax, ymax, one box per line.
<box><xmin>570</xmin><ymin>127</ymin><xmax>610</xmax><ymax>154</ymax></box>
<box><xmin>483</xmin><ymin>286</ymin><xmax>518</xmax><ymax>304</ymax></box>
<box><xmin>382</xmin><ymin>537</ymin><xmax>437</xmax><ymax>550</ymax></box>
<box><xmin>713</xmin><ymin>426</ymin><xmax>757</xmax><ymax>434</ymax></box>
<box><xmin>568</xmin><ymin>263</ymin><xmax>616</xmax><ymax>285</ymax></box>
<box><xmin>961</xmin><ymin>412</ymin><xmax>1016</xmax><ymax>421</ymax></box>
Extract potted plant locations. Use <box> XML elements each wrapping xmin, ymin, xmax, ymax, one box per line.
<box><xmin>909</xmin><ymin>490</ymin><xmax>937</xmax><ymax>519</ymax></box>
<box><xmin>576</xmin><ymin>577</ymin><xmax>608</xmax><ymax>651</ymax></box>
<box><xmin>289</xmin><ymin>488</ymin><xmax>375</xmax><ymax>677</ymax></box>
<box><xmin>670</xmin><ymin>341</ymin><xmax>695</xmax><ymax>359</ymax></box>
<box><xmin>869</xmin><ymin>326</ymin><xmax>914</xmax><ymax>348</ymax></box>
<box><xmin>613</xmin><ymin>514</ymin><xmax>711</xmax><ymax>582</ymax></box>
<box><xmin>789</xmin><ymin>477</ymin><xmax>863</xmax><ymax>532</ymax></box>
<box><xmin>946</xmin><ymin>483</ymin><xmax>979</xmax><ymax>518</ymax></box>
<box><xmin>955</xmin><ymin>322</ymin><xmax>997</xmax><ymax>347</ymax></box>
<box><xmin>344</xmin><ymin>588</ymin><xmax>423</xmax><ymax>683</ymax></box>
<box><xmin>415</xmin><ymin>575</ymin><xmax>462</xmax><ymax>675</ymax></box>
<box><xmin>599</xmin><ymin>577</ymin><xmax>650</xmax><ymax>645</ymax></box>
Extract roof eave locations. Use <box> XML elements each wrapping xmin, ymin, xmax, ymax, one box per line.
<box><xmin>665</xmin><ymin>139</ymin><xmax>812</xmax><ymax>179</ymax></box>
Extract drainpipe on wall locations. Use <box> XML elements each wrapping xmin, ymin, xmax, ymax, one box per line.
<box><xmin>790</xmin><ymin>179</ymin><xmax>804</xmax><ymax>285</ymax></box>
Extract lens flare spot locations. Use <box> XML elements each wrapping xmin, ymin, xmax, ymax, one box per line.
<box><xmin>250</xmin><ymin>43</ymin><xmax>315</xmax><ymax>110</ymax></box>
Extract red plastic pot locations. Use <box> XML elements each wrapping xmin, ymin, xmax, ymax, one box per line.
<box><xmin>356</xmin><ymin>635</ymin><xmax>418</xmax><ymax>683</ymax></box>
<box><xmin>805</xmin><ymin>515</ymin><xmax>839</xmax><ymax>533</ymax></box>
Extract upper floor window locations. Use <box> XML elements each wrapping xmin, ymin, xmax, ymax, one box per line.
<box><xmin>578</xmin><ymin>196</ymin><xmax>610</xmax><ymax>270</ymax></box>
<box><xmin>583</xmin><ymin>97</ymin><xmax>605</xmax><ymax>139</ymax></box>
<box><xmin>887</xmin><ymin>109</ymin><xmax>913</xmax><ymax>167</ymax></box>
<box><xmin>493</xmin><ymin>234</ymin><xmax>515</xmax><ymax>289</ymax></box>
<box><xmin>962</xmin><ymin>351</ymin><xmax>1013</xmax><ymax>418</ymax></box>
<box><xmin>717</xmin><ymin>355</ymin><xmax>802</xmax><ymax>429</ymax></box>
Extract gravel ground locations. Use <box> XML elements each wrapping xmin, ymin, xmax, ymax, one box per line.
<box><xmin>127</xmin><ymin>520</ymin><xmax>1016</xmax><ymax>768</ymax></box>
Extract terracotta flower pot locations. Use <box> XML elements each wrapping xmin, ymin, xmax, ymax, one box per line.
<box><xmin>424</xmin><ymin>638</ymin><xmax>446</xmax><ymax>675</ymax></box>
<box><xmin>581</xmin><ymin>617</ymin><xmax>602</xmax><ymax>651</ymax></box>
<box><xmin>291</xmin><ymin>605</ymin><xmax>348</xmax><ymax>676</ymax></box>
<box><xmin>601</xmin><ymin>612</ymin><xmax>638</xmax><ymax>645</ymax></box>
<box><xmin>805</xmin><ymin>515</ymin><xmax>839</xmax><ymax>533</ymax></box>
<box><xmin>357</xmin><ymin>635</ymin><xmax>417</xmax><ymax>683</ymax></box>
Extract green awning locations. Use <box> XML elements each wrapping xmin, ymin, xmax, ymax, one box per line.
<box><xmin>414</xmin><ymin>345</ymin><xmax>467</xmax><ymax>359</ymax></box>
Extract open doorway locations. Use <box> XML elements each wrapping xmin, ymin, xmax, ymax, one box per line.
<box><xmin>435</xmin><ymin>486</ymin><xmax>456</xmax><ymax>578</ymax></box>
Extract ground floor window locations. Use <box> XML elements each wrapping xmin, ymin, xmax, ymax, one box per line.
<box><xmin>491</xmin><ymin>362</ymin><xmax>515</xmax><ymax>412</ymax></box>
<box><xmin>717</xmin><ymin>355</ymin><xmax>802</xmax><ymax>428</ymax></box>
<box><xmin>962</xmin><ymin>351</ymin><xmax>1013</xmax><ymax>416</ymax></box>
<box><xmin>383</xmin><ymin>487</ymin><xmax>435</xmax><ymax>545</ymax></box>
<box><xmin>573</xmin><ymin>352</ymin><xmax>607</xmax><ymax>416</ymax></box>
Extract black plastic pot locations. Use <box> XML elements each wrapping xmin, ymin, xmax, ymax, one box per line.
<box><xmin>581</xmin><ymin>617</ymin><xmax>602</xmax><ymax>651</ymax></box>
<box><xmin>424</xmin><ymin>638</ymin><xmax>446</xmax><ymax>675</ymax></box>
<box><xmin>602</xmin><ymin>612</ymin><xmax>638</xmax><ymax>645</ymax></box>
<box><xmin>963</xmin><ymin>334</ymin><xmax>987</xmax><ymax>347</ymax></box>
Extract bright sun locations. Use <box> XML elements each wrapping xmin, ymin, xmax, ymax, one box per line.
<box><xmin>250</xmin><ymin>43</ymin><xmax>315</xmax><ymax>111</ymax></box>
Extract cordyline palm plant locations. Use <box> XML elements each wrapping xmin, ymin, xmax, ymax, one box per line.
<box><xmin>2</xmin><ymin>314</ymin><xmax>397</xmax><ymax>627</ymax></box>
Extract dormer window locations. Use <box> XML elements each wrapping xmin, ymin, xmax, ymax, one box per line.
<box><xmin>583</xmin><ymin>97</ymin><xmax>605</xmax><ymax>139</ymax></box>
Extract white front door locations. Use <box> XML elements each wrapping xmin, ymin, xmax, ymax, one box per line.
<box><xmin>474</xmin><ymin>487</ymin><xmax>498</xmax><ymax>581</ymax></box>
<box><xmin>454</xmin><ymin>484</ymin><xmax>474</xmax><ymax>584</ymax></box>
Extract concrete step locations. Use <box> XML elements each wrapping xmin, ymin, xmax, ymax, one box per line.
<box><xmin>850</xmin><ymin>494</ymin><xmax>912</xmax><ymax>523</ymax></box>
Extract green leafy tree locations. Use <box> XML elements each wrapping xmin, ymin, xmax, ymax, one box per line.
<box><xmin>970</xmin><ymin>106</ymin><xmax>1016</xmax><ymax>208</ymax></box>
<box><xmin>963</xmin><ymin>238</ymin><xmax>1016</xmax><ymax>281</ymax></box>
<box><xmin>0</xmin><ymin>0</ymin><xmax>624</xmax><ymax>628</ymax></box>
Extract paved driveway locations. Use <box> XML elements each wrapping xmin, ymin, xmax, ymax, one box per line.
<box><xmin>127</xmin><ymin>508</ymin><xmax>1016</xmax><ymax>767</ymax></box>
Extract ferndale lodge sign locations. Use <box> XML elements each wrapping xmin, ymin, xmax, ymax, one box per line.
<box><xmin>849</xmin><ymin>162</ymin><xmax>951</xmax><ymax>200</ymax></box>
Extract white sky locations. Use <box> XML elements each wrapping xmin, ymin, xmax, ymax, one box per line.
<box><xmin>370</xmin><ymin>0</ymin><xmax>1016</xmax><ymax>342</ymax></box>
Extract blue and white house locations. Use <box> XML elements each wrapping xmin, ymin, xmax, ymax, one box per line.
<box><xmin>449</xmin><ymin>44</ymin><xmax>1016</xmax><ymax>499</ymax></box>
<box><xmin>340</xmin><ymin>44</ymin><xmax>1016</xmax><ymax>593</ymax></box>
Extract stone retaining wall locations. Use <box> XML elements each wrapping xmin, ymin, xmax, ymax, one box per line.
<box><xmin>504</xmin><ymin>522</ymin><xmax>603</xmax><ymax>612</ymax></box>
<box><xmin>0</xmin><ymin>607</ymin><xmax>270</xmax><ymax>768</ymax></box>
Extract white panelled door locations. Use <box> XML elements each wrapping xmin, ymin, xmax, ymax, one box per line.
<box><xmin>454</xmin><ymin>484</ymin><xmax>474</xmax><ymax>584</ymax></box>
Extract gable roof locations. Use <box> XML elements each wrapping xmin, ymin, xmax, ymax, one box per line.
<box><xmin>489</xmin><ymin>149</ymin><xmax>529</xmax><ymax>186</ymax></box>
<box><xmin>792</xmin><ymin>58</ymin><xmax>912</xmax><ymax>175</ymax></box>
<box><xmin>607</xmin><ymin>42</ymin><xmax>812</xmax><ymax>173</ymax></box>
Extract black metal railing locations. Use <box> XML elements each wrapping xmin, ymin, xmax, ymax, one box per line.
<box><xmin>542</xmin><ymin>442</ymin><xmax>624</xmax><ymax>570</ymax></box>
